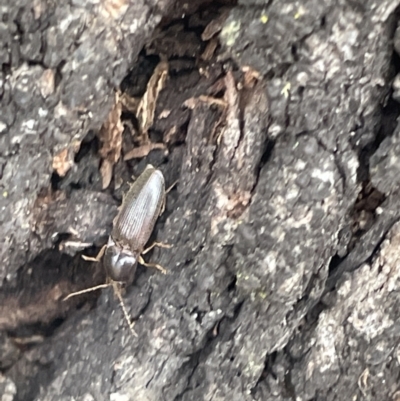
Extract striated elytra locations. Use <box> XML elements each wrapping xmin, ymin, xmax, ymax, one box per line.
<box><xmin>104</xmin><ymin>164</ymin><xmax>165</xmax><ymax>284</ymax></box>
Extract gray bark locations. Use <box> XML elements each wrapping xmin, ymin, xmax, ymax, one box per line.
<box><xmin>1</xmin><ymin>0</ymin><xmax>400</xmax><ymax>401</ymax></box>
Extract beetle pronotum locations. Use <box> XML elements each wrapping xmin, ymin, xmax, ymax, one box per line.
<box><xmin>64</xmin><ymin>164</ymin><xmax>171</xmax><ymax>336</ymax></box>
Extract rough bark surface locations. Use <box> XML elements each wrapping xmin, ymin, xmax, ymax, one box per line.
<box><xmin>2</xmin><ymin>0</ymin><xmax>400</xmax><ymax>401</ymax></box>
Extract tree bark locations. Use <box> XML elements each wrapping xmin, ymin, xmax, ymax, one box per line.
<box><xmin>1</xmin><ymin>0</ymin><xmax>400</xmax><ymax>401</ymax></box>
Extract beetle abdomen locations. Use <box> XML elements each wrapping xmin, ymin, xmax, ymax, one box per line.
<box><xmin>112</xmin><ymin>165</ymin><xmax>165</xmax><ymax>252</ymax></box>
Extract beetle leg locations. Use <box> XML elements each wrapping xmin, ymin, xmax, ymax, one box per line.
<box><xmin>160</xmin><ymin>194</ymin><xmax>166</xmax><ymax>215</ymax></box>
<box><xmin>166</xmin><ymin>180</ymin><xmax>178</xmax><ymax>194</ymax></box>
<box><xmin>112</xmin><ymin>282</ymin><xmax>137</xmax><ymax>337</ymax></box>
<box><xmin>63</xmin><ymin>283</ymin><xmax>111</xmax><ymax>301</ymax></box>
<box><xmin>82</xmin><ymin>244</ymin><xmax>107</xmax><ymax>262</ymax></box>
<box><xmin>142</xmin><ymin>241</ymin><xmax>171</xmax><ymax>255</ymax></box>
<box><xmin>138</xmin><ymin>255</ymin><xmax>167</xmax><ymax>274</ymax></box>
<box><xmin>160</xmin><ymin>180</ymin><xmax>178</xmax><ymax>215</ymax></box>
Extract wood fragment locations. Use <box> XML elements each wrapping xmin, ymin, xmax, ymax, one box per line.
<box><xmin>201</xmin><ymin>10</ymin><xmax>230</xmax><ymax>41</ymax></box>
<box><xmin>120</xmin><ymin>92</ymin><xmax>140</xmax><ymax>114</ymax></box>
<box><xmin>119</xmin><ymin>61</ymin><xmax>169</xmax><ymax>163</ymax></box>
<box><xmin>136</xmin><ymin>60</ymin><xmax>169</xmax><ymax>136</ymax></box>
<box><xmin>201</xmin><ymin>38</ymin><xmax>219</xmax><ymax>61</ymax></box>
<box><xmin>123</xmin><ymin>143</ymin><xmax>166</xmax><ymax>161</ymax></box>
<box><xmin>242</xmin><ymin>66</ymin><xmax>261</xmax><ymax>88</ymax></box>
<box><xmin>98</xmin><ymin>92</ymin><xmax>124</xmax><ymax>189</ymax></box>
<box><xmin>100</xmin><ymin>159</ymin><xmax>114</xmax><ymax>189</ymax></box>
<box><xmin>164</xmin><ymin>125</ymin><xmax>177</xmax><ymax>144</ymax></box>
<box><xmin>39</xmin><ymin>69</ymin><xmax>55</xmax><ymax>98</ymax></box>
<box><xmin>52</xmin><ymin>148</ymin><xmax>73</xmax><ymax>177</ymax></box>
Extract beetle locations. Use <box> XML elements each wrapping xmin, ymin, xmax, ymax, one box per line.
<box><xmin>64</xmin><ymin>164</ymin><xmax>170</xmax><ymax>336</ymax></box>
<box><xmin>104</xmin><ymin>163</ymin><xmax>168</xmax><ymax>283</ymax></box>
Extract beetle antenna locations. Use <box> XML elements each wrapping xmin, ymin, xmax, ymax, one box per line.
<box><xmin>63</xmin><ymin>283</ymin><xmax>111</xmax><ymax>301</ymax></box>
<box><xmin>112</xmin><ymin>282</ymin><xmax>138</xmax><ymax>337</ymax></box>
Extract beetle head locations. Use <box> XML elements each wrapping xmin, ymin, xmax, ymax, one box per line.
<box><xmin>104</xmin><ymin>237</ymin><xmax>138</xmax><ymax>284</ymax></box>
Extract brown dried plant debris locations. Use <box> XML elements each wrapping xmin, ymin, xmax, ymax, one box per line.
<box><xmin>98</xmin><ymin>91</ymin><xmax>124</xmax><ymax>189</ymax></box>
<box><xmin>123</xmin><ymin>143</ymin><xmax>166</xmax><ymax>161</ymax></box>
<box><xmin>183</xmin><ymin>94</ymin><xmax>227</xmax><ymax>147</ymax></box>
<box><xmin>119</xmin><ymin>60</ymin><xmax>169</xmax><ymax>161</ymax></box>
<box><xmin>52</xmin><ymin>140</ymin><xmax>81</xmax><ymax>177</ymax></box>
<box><xmin>200</xmin><ymin>9</ymin><xmax>229</xmax><ymax>60</ymax></box>
<box><xmin>201</xmin><ymin>38</ymin><xmax>219</xmax><ymax>61</ymax></box>
<box><xmin>136</xmin><ymin>60</ymin><xmax>169</xmax><ymax>136</ymax></box>
<box><xmin>241</xmin><ymin>65</ymin><xmax>261</xmax><ymax>89</ymax></box>
<box><xmin>201</xmin><ymin>9</ymin><xmax>230</xmax><ymax>41</ymax></box>
<box><xmin>98</xmin><ymin>60</ymin><xmax>169</xmax><ymax>186</ymax></box>
<box><xmin>52</xmin><ymin>148</ymin><xmax>73</xmax><ymax>178</ymax></box>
